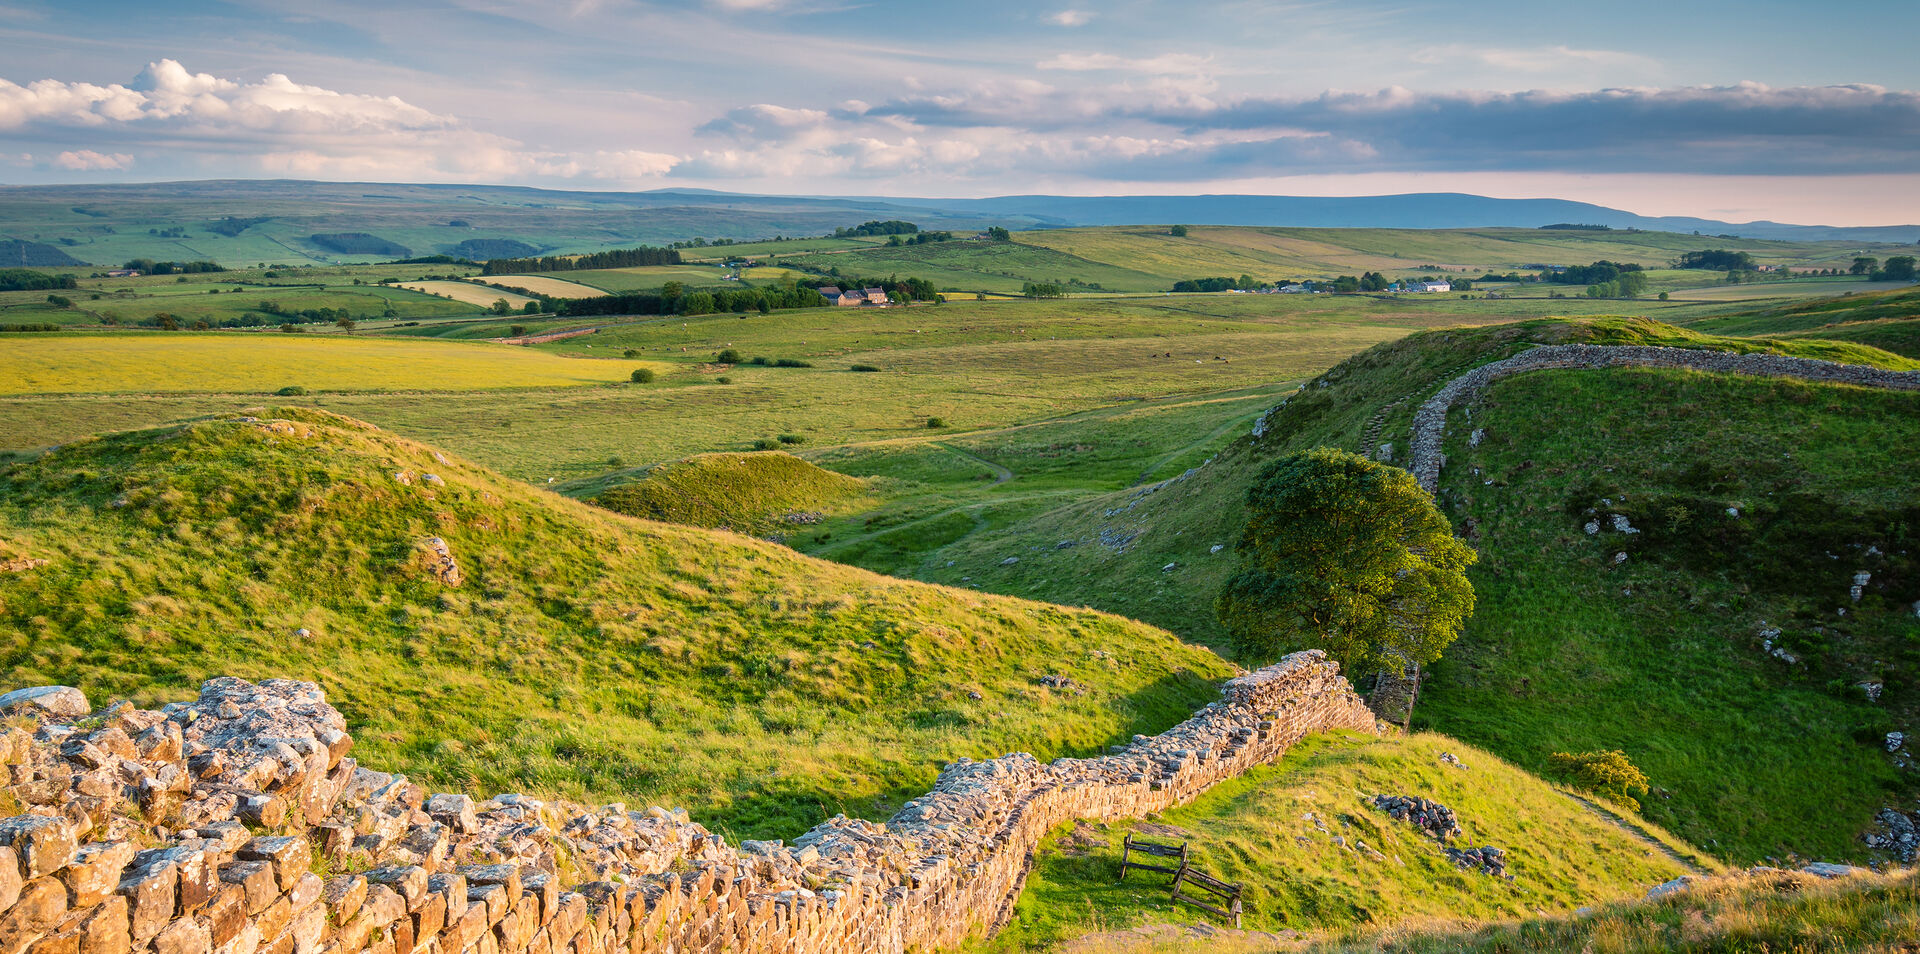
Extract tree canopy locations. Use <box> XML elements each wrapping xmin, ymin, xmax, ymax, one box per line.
<box><xmin>1216</xmin><ymin>447</ymin><xmax>1476</xmax><ymax>676</ymax></box>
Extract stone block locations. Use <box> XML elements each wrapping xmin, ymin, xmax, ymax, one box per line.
<box><xmin>321</xmin><ymin>876</ymin><xmax>367</xmax><ymax>924</ymax></box>
<box><xmin>0</xmin><ymin>848</ymin><xmax>20</xmax><ymax>911</ymax></box>
<box><xmin>235</xmin><ymin>839</ymin><xmax>307</xmax><ymax>892</ymax></box>
<box><xmin>216</xmin><ymin>863</ymin><xmax>276</xmax><ymax>917</ymax></box>
<box><xmin>0</xmin><ymin>817</ymin><xmax>78</xmax><ymax>880</ymax></box>
<box><xmin>362</xmin><ymin>869</ymin><xmax>428</xmax><ymax>908</ymax></box>
<box><xmin>408</xmin><ymin>893</ymin><xmax>445</xmax><ymax>949</ymax></box>
<box><xmin>0</xmin><ymin>878</ymin><xmax>69</xmax><ymax>954</ymax></box>
<box><xmin>59</xmin><ymin>842</ymin><xmax>136</xmax><ymax>908</ymax></box>
<box><xmin>288</xmin><ymin>904</ymin><xmax>325</xmax><ymax>954</ymax></box>
<box><xmin>74</xmin><ymin>896</ymin><xmax>128</xmax><ymax>954</ymax></box>
<box><xmin>116</xmin><ymin>863</ymin><xmax>176</xmax><ymax>944</ymax></box>
<box><xmin>205</xmin><ymin>885</ymin><xmax>248</xmax><ymax>947</ymax></box>
<box><xmin>0</xmin><ymin>687</ymin><xmax>89</xmax><ymax>720</ymax></box>
<box><xmin>151</xmin><ymin>917</ymin><xmax>211</xmax><ymax>954</ymax></box>
<box><xmin>23</xmin><ymin>929</ymin><xmax>78</xmax><ymax>954</ymax></box>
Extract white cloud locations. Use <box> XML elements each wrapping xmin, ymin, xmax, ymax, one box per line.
<box><xmin>54</xmin><ymin>149</ymin><xmax>132</xmax><ymax>170</ymax></box>
<box><xmin>1047</xmin><ymin>9</ymin><xmax>1093</xmax><ymax>26</ymax></box>
<box><xmin>1037</xmin><ymin>52</ymin><xmax>1214</xmax><ymax>75</ymax></box>
<box><xmin>0</xmin><ymin>59</ymin><xmax>683</xmax><ymax>184</ymax></box>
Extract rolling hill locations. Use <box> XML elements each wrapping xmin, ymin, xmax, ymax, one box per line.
<box><xmin>0</xmin><ymin>408</ymin><xmax>1237</xmax><ymax>839</ymax></box>
<box><xmin>913</xmin><ymin>318</ymin><xmax>1920</xmax><ymax>864</ymax></box>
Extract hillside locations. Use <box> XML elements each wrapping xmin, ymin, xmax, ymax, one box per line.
<box><xmin>584</xmin><ymin>450</ymin><xmax>875</xmax><ymax>537</ymax></box>
<box><xmin>0</xmin><ymin>408</ymin><xmax>1237</xmax><ymax>838</ymax></box>
<box><xmin>1683</xmin><ymin>285</ymin><xmax>1920</xmax><ymax>357</ymax></box>
<box><xmin>914</xmin><ymin>319</ymin><xmax>1920</xmax><ymax>863</ymax></box>
<box><xmin>985</xmin><ymin>731</ymin><xmax>1713</xmax><ymax>950</ymax></box>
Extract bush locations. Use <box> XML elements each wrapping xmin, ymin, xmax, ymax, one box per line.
<box><xmin>926</xmin><ymin>417</ymin><xmax>947</xmax><ymax>429</ymax></box>
<box><xmin>777</xmin><ymin>434</ymin><xmax>804</xmax><ymax>445</ymax></box>
<box><xmin>715</xmin><ymin>376</ymin><xmax>732</xmax><ymax>384</ymax></box>
<box><xmin>623</xmin><ymin>349</ymin><xmax>640</xmax><ymax>358</ymax></box>
<box><xmin>509</xmin><ymin>324</ymin><xmax>527</xmax><ymax>336</ymax></box>
<box><xmin>850</xmin><ymin>364</ymin><xmax>880</xmax><ymax>372</ymax></box>
<box><xmin>749</xmin><ymin>356</ymin><xmax>770</xmax><ymax>366</ymax></box>
<box><xmin>276</xmin><ymin>386</ymin><xmax>307</xmax><ymax>396</ymax></box>
<box><xmin>630</xmin><ymin>368</ymin><xmax>656</xmax><ymax>383</ymax></box>
<box><xmin>752</xmin><ymin>438</ymin><xmax>779</xmax><ymax>450</ymax></box>
<box><xmin>716</xmin><ymin>348</ymin><xmax>743</xmax><ymax>364</ymax></box>
<box><xmin>774</xmin><ymin>358</ymin><xmax>812</xmax><ymax>368</ymax></box>
<box><xmin>1550</xmin><ymin>750</ymin><xmax>1651</xmax><ymax>811</ymax></box>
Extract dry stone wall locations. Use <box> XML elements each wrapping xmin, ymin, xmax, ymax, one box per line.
<box><xmin>0</xmin><ymin>653</ymin><xmax>1377</xmax><ymax>954</ymax></box>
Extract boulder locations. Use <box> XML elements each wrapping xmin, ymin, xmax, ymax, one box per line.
<box><xmin>0</xmin><ymin>687</ymin><xmax>90</xmax><ymax>720</ymax></box>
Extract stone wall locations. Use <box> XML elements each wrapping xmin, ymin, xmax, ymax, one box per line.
<box><xmin>0</xmin><ymin>652</ymin><xmax>1378</xmax><ymax>954</ymax></box>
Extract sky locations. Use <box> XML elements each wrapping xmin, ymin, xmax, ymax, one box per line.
<box><xmin>1</xmin><ymin>0</ymin><xmax>1917</xmax><ymax>225</ymax></box>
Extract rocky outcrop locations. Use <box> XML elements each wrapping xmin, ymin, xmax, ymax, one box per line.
<box><xmin>0</xmin><ymin>652</ymin><xmax>1378</xmax><ymax>954</ymax></box>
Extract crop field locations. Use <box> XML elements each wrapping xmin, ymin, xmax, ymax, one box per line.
<box><xmin>674</xmin><ymin>236</ymin><xmax>888</xmax><ymax>261</ymax></box>
<box><xmin>0</xmin><ymin>334</ymin><xmax>647</xmax><ymax>395</ymax></box>
<box><xmin>784</xmin><ymin>240</ymin><xmax>1166</xmax><ymax>294</ymax></box>
<box><xmin>396</xmin><ymin>280</ymin><xmax>540</xmax><ymax>308</ymax></box>
<box><xmin>559</xmin><ymin>264</ymin><xmax>815</xmax><ymax>292</ymax></box>
<box><xmin>1023</xmin><ymin>226</ymin><xmax>1912</xmax><ymax>282</ymax></box>
<box><xmin>478</xmin><ymin>275</ymin><xmax>610</xmax><ymax>298</ymax></box>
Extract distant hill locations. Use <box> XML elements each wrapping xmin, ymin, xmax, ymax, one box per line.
<box><xmin>0</xmin><ymin>238</ymin><xmax>86</xmax><ymax>266</ymax></box>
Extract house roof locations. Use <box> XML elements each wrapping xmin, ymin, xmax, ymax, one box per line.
<box><xmin>818</xmin><ymin>286</ymin><xmax>843</xmax><ymax>296</ymax></box>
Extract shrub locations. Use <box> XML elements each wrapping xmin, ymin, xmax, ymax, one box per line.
<box><xmin>850</xmin><ymin>364</ymin><xmax>881</xmax><ymax>372</ymax></box>
<box><xmin>715</xmin><ymin>376</ymin><xmax>732</xmax><ymax>384</ymax></box>
<box><xmin>630</xmin><ymin>368</ymin><xmax>656</xmax><ymax>384</ymax></box>
<box><xmin>716</xmin><ymin>349</ymin><xmax>742</xmax><ymax>364</ymax></box>
<box><xmin>774</xmin><ymin>358</ymin><xmax>812</xmax><ymax>368</ymax></box>
<box><xmin>1658</xmin><ymin>292</ymin><xmax>1670</xmax><ymax>301</ymax></box>
<box><xmin>623</xmin><ymin>349</ymin><xmax>640</xmax><ymax>358</ymax></box>
<box><xmin>46</xmin><ymin>295</ymin><xmax>71</xmax><ymax>308</ymax></box>
<box><xmin>509</xmin><ymin>324</ymin><xmax>527</xmax><ymax>336</ymax></box>
<box><xmin>777</xmin><ymin>434</ymin><xmax>804</xmax><ymax>445</ymax></box>
<box><xmin>752</xmin><ymin>438</ymin><xmax>779</xmax><ymax>450</ymax></box>
<box><xmin>276</xmin><ymin>386</ymin><xmax>307</xmax><ymax>396</ymax></box>
<box><xmin>926</xmin><ymin>417</ymin><xmax>947</xmax><ymax>428</ymax></box>
<box><xmin>750</xmin><ymin>356</ymin><xmax>770</xmax><ymax>366</ymax></box>
<box><xmin>1550</xmin><ymin>750</ymin><xmax>1651</xmax><ymax>811</ymax></box>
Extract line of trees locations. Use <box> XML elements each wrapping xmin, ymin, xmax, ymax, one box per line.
<box><xmin>481</xmin><ymin>246</ymin><xmax>682</xmax><ymax>275</ymax></box>
<box><xmin>1676</xmin><ymin>249</ymin><xmax>1756</xmax><ymax>271</ymax></box>
<box><xmin>123</xmin><ymin>259</ymin><xmax>225</xmax><ymax>275</ymax></box>
<box><xmin>0</xmin><ymin>269</ymin><xmax>78</xmax><ymax>291</ymax></box>
<box><xmin>835</xmin><ymin>220</ymin><xmax>919</xmax><ymax>237</ymax></box>
<box><xmin>1853</xmin><ymin>256</ymin><xmax>1917</xmax><ymax>281</ymax></box>
<box><xmin>1545</xmin><ymin>260</ymin><xmax>1643</xmax><ymax>285</ymax></box>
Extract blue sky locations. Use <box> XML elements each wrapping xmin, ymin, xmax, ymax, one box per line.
<box><xmin>2</xmin><ymin>0</ymin><xmax>1916</xmax><ymax>223</ymax></box>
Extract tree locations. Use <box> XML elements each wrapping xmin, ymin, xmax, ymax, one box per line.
<box><xmin>334</xmin><ymin>317</ymin><xmax>355</xmax><ymax>333</ymax></box>
<box><xmin>630</xmin><ymin>368</ymin><xmax>656</xmax><ymax>383</ymax></box>
<box><xmin>1215</xmin><ymin>447</ymin><xmax>1477</xmax><ymax>675</ymax></box>
<box><xmin>1169</xmin><ymin>225</ymin><xmax>1189</xmax><ymax>237</ymax></box>
<box><xmin>1852</xmin><ymin>257</ymin><xmax>1879</xmax><ymax>276</ymax></box>
<box><xmin>490</xmin><ymin>298</ymin><xmax>513</xmax><ymax>315</ymax></box>
<box><xmin>1881</xmin><ymin>255</ymin><xmax>1916</xmax><ymax>281</ymax></box>
<box><xmin>987</xmin><ymin>226</ymin><xmax>1011</xmax><ymax>241</ymax></box>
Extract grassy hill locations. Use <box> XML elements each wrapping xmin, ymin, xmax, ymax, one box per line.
<box><xmin>1682</xmin><ymin>286</ymin><xmax>1920</xmax><ymax>357</ymax></box>
<box><xmin>911</xmin><ymin>319</ymin><xmax>1919</xmax><ymax>864</ymax></box>
<box><xmin>583</xmin><ymin>450</ymin><xmax>875</xmax><ymax>537</ymax></box>
<box><xmin>982</xmin><ymin>731</ymin><xmax>1713</xmax><ymax>951</ymax></box>
<box><xmin>0</xmin><ymin>409</ymin><xmax>1236</xmax><ymax>839</ymax></box>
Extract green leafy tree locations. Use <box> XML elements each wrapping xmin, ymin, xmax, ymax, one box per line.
<box><xmin>987</xmin><ymin>226</ymin><xmax>1011</xmax><ymax>241</ymax></box>
<box><xmin>1851</xmin><ymin>256</ymin><xmax>1879</xmax><ymax>276</ymax></box>
<box><xmin>1216</xmin><ymin>447</ymin><xmax>1477</xmax><ymax>675</ymax></box>
<box><xmin>1882</xmin><ymin>255</ymin><xmax>1916</xmax><ymax>281</ymax></box>
<box><xmin>1550</xmin><ymin>750</ymin><xmax>1651</xmax><ymax>811</ymax></box>
<box><xmin>1169</xmin><ymin>225</ymin><xmax>1189</xmax><ymax>237</ymax></box>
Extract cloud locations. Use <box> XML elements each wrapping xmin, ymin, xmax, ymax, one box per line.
<box><xmin>0</xmin><ymin>59</ymin><xmax>681</xmax><ymax>184</ymax></box>
<box><xmin>54</xmin><ymin>149</ymin><xmax>132</xmax><ymax>170</ymax></box>
<box><xmin>1037</xmin><ymin>52</ymin><xmax>1214</xmax><ymax>75</ymax></box>
<box><xmin>1047</xmin><ymin>9</ymin><xmax>1093</xmax><ymax>26</ymax></box>
<box><xmin>1410</xmin><ymin>44</ymin><xmax>1656</xmax><ymax>74</ymax></box>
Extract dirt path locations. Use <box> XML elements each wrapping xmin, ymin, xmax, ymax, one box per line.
<box><xmin>1562</xmin><ymin>791</ymin><xmax>1709</xmax><ymax>874</ymax></box>
<box><xmin>936</xmin><ymin>441</ymin><xmax>1014</xmax><ymax>486</ymax></box>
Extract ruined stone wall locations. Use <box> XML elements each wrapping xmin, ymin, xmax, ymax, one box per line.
<box><xmin>0</xmin><ymin>652</ymin><xmax>1378</xmax><ymax>954</ymax></box>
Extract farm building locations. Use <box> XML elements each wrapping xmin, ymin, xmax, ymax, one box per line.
<box><xmin>820</xmin><ymin>286</ymin><xmax>891</xmax><ymax>306</ymax></box>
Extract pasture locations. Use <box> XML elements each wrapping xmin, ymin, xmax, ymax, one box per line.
<box><xmin>0</xmin><ymin>334</ymin><xmax>645</xmax><ymax>395</ymax></box>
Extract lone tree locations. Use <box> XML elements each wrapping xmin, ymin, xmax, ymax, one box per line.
<box><xmin>1215</xmin><ymin>447</ymin><xmax>1476</xmax><ymax>675</ymax></box>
